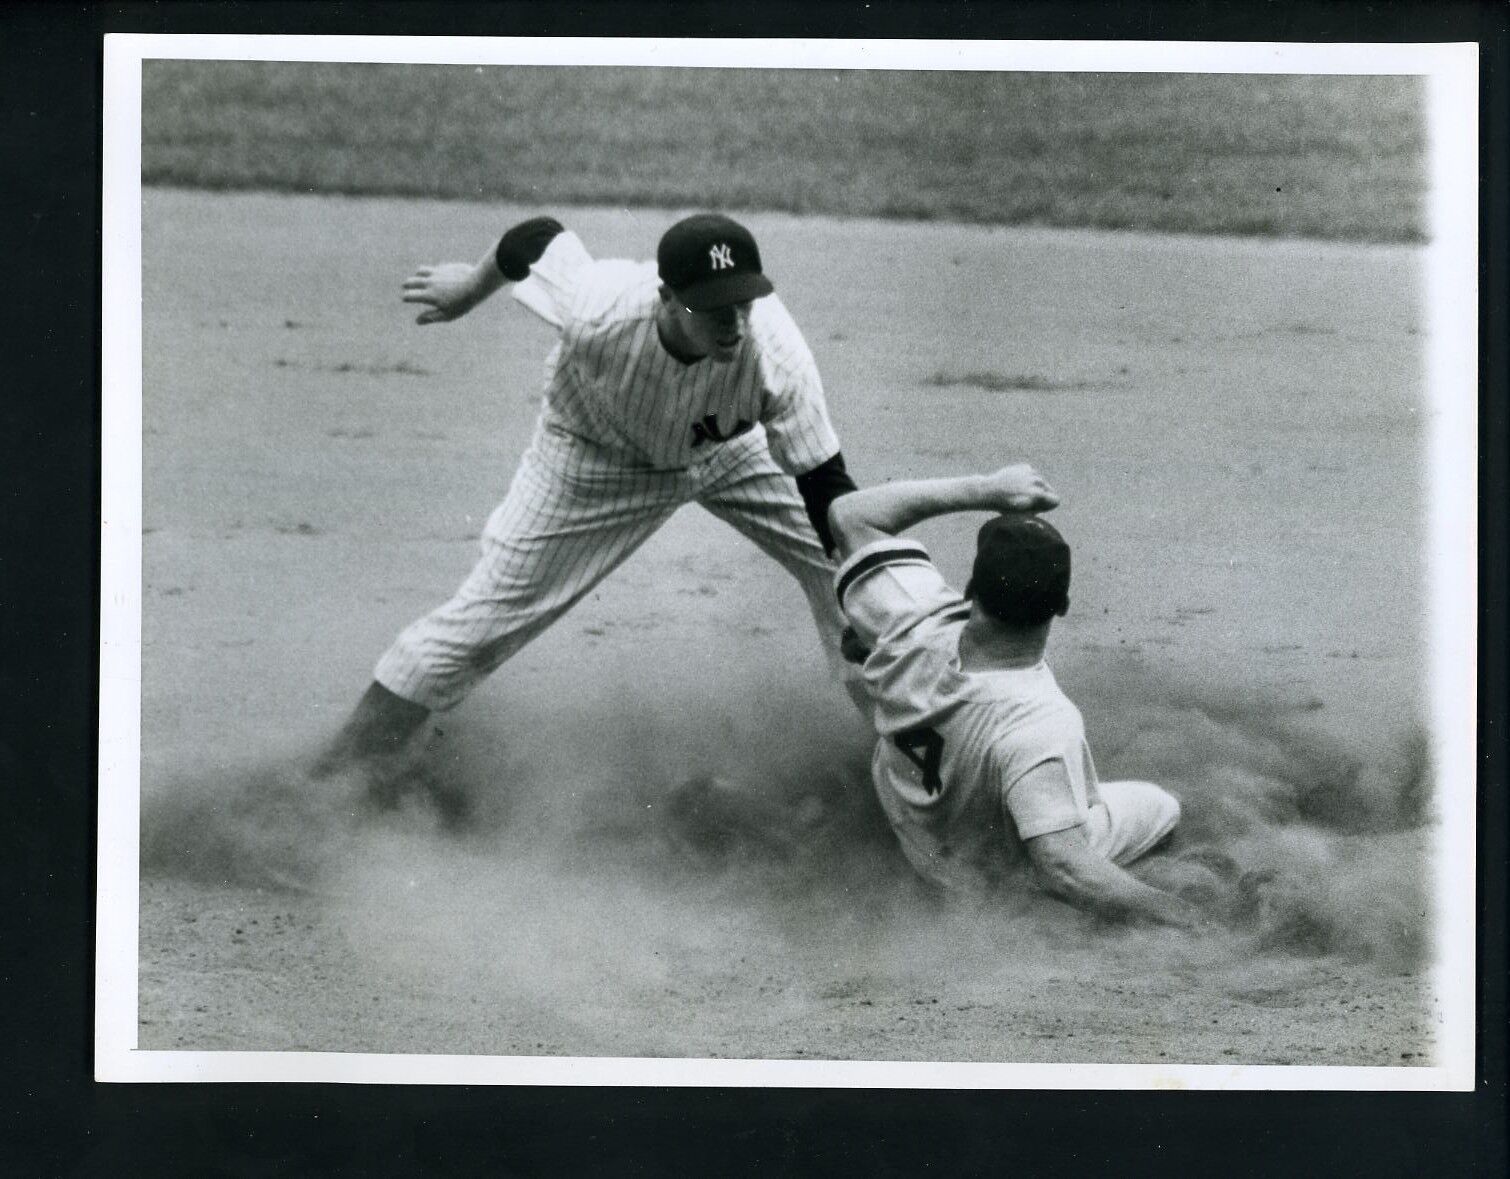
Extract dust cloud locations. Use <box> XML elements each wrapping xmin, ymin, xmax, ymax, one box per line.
<box><xmin>141</xmin><ymin>651</ymin><xmax>1434</xmax><ymax>1034</ymax></box>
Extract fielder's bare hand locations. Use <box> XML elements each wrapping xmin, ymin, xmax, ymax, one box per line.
<box><xmin>984</xmin><ymin>464</ymin><xmax>1060</xmax><ymax>514</ymax></box>
<box><xmin>401</xmin><ymin>262</ymin><xmax>493</xmax><ymax>325</ymax></box>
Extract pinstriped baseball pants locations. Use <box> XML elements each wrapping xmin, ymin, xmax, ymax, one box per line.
<box><xmin>374</xmin><ymin>427</ymin><xmax>851</xmax><ymax>711</ymax></box>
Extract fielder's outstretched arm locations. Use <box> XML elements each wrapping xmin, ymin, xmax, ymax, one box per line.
<box><xmin>827</xmin><ymin>466</ymin><xmax>1059</xmax><ymax>562</ymax></box>
<box><xmin>400</xmin><ymin>216</ymin><xmax>566</xmax><ymax>325</ymax></box>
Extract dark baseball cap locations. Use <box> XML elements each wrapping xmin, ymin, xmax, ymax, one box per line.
<box><xmin>657</xmin><ymin>214</ymin><xmax>775</xmax><ymax>310</ymax></box>
<box><xmin>969</xmin><ymin>514</ymin><xmax>1071</xmax><ymax>627</ymax></box>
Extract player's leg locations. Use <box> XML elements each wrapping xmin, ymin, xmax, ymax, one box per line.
<box><xmin>320</xmin><ymin>444</ymin><xmax>682</xmax><ymax>777</ymax></box>
<box><xmin>661</xmin><ymin>445</ymin><xmax>871</xmax><ymax>852</ymax></box>
<box><xmin>379</xmin><ymin>448</ymin><xmax>683</xmax><ymax>707</ymax></box>
<box><xmin>693</xmin><ymin>442</ymin><xmax>866</xmax><ymax>709</ymax></box>
<box><xmin>311</xmin><ymin>681</ymin><xmax>430</xmax><ymax>778</ymax></box>
<box><xmin>1086</xmin><ymin>780</ymin><xmax>1182</xmax><ymax>866</ymax></box>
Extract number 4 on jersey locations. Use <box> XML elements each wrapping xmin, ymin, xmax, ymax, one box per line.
<box><xmin>894</xmin><ymin>726</ymin><xmax>945</xmax><ymax>796</ymax></box>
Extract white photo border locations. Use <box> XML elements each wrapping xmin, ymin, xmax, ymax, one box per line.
<box><xmin>98</xmin><ymin>33</ymin><xmax>1481</xmax><ymax>1090</ymax></box>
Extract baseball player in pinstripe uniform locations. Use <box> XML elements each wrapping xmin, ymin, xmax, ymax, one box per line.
<box><xmin>827</xmin><ymin>467</ymin><xmax>1201</xmax><ymax>927</ymax></box>
<box><xmin>315</xmin><ymin>213</ymin><xmax>863</xmax><ymax>804</ymax></box>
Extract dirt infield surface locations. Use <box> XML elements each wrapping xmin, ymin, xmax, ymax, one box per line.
<box><xmin>134</xmin><ymin>189</ymin><xmax>1439</xmax><ymax>1067</ymax></box>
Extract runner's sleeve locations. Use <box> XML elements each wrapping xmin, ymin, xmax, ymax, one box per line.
<box><xmin>752</xmin><ymin>296</ymin><xmax>841</xmax><ymax>475</ymax></box>
<box><xmin>509</xmin><ymin>229</ymin><xmax>595</xmax><ymax>329</ymax></box>
<box><xmin>1001</xmin><ymin>756</ymin><xmax>1086</xmax><ymax>840</ymax></box>
<box><xmin>834</xmin><ymin>538</ymin><xmax>960</xmax><ymax>648</ymax></box>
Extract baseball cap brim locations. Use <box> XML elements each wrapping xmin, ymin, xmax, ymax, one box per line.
<box><xmin>675</xmin><ymin>271</ymin><xmax>775</xmax><ymax>311</ymax></box>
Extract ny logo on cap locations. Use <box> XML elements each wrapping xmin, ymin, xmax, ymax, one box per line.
<box><xmin>708</xmin><ymin>243</ymin><xmax>734</xmax><ymax>270</ymax></box>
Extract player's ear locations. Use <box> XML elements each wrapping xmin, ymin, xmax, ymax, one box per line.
<box><xmin>1056</xmin><ymin>597</ymin><xmax>1070</xmax><ymax>617</ymax></box>
<box><xmin>657</xmin><ymin>283</ymin><xmax>678</xmax><ymax>307</ymax></box>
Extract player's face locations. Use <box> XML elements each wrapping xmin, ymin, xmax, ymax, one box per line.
<box><xmin>674</xmin><ymin>298</ymin><xmax>754</xmax><ymax>363</ymax></box>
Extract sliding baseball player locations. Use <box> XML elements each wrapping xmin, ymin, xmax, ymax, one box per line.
<box><xmin>827</xmin><ymin>467</ymin><xmax>1200</xmax><ymax>927</ymax></box>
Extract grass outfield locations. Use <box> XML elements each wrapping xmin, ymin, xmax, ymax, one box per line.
<box><xmin>142</xmin><ymin>63</ymin><xmax>1424</xmax><ymax>242</ymax></box>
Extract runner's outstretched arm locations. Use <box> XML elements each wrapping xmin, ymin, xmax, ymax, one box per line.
<box><xmin>827</xmin><ymin>465</ymin><xmax>1059</xmax><ymax>561</ymax></box>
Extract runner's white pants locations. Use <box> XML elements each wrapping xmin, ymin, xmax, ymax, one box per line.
<box><xmin>374</xmin><ymin>425</ymin><xmax>851</xmax><ymax>711</ymax></box>
<box><xmin>1086</xmin><ymin>780</ymin><xmax>1182</xmax><ymax>865</ymax></box>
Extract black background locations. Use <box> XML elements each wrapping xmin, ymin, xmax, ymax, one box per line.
<box><xmin>2</xmin><ymin>2</ymin><xmax>1505</xmax><ymax>1174</ymax></box>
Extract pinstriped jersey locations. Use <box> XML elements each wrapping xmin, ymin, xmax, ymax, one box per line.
<box><xmin>509</xmin><ymin>230</ymin><xmax>840</xmax><ymax>475</ymax></box>
<box><xmin>835</xmin><ymin>537</ymin><xmax>1103</xmax><ymax>893</ymax></box>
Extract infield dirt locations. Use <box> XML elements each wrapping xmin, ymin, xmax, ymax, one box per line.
<box><xmin>135</xmin><ymin>190</ymin><xmax>1439</xmax><ymax>1065</ymax></box>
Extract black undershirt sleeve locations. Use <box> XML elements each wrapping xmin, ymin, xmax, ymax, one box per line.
<box><xmin>494</xmin><ymin>216</ymin><xmax>566</xmax><ymax>281</ymax></box>
<box><xmin>795</xmin><ymin>451</ymin><xmax>859</xmax><ymax>556</ymax></box>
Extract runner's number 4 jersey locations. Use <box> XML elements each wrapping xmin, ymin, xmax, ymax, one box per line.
<box><xmin>834</xmin><ymin>537</ymin><xmax>1104</xmax><ymax>892</ymax></box>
